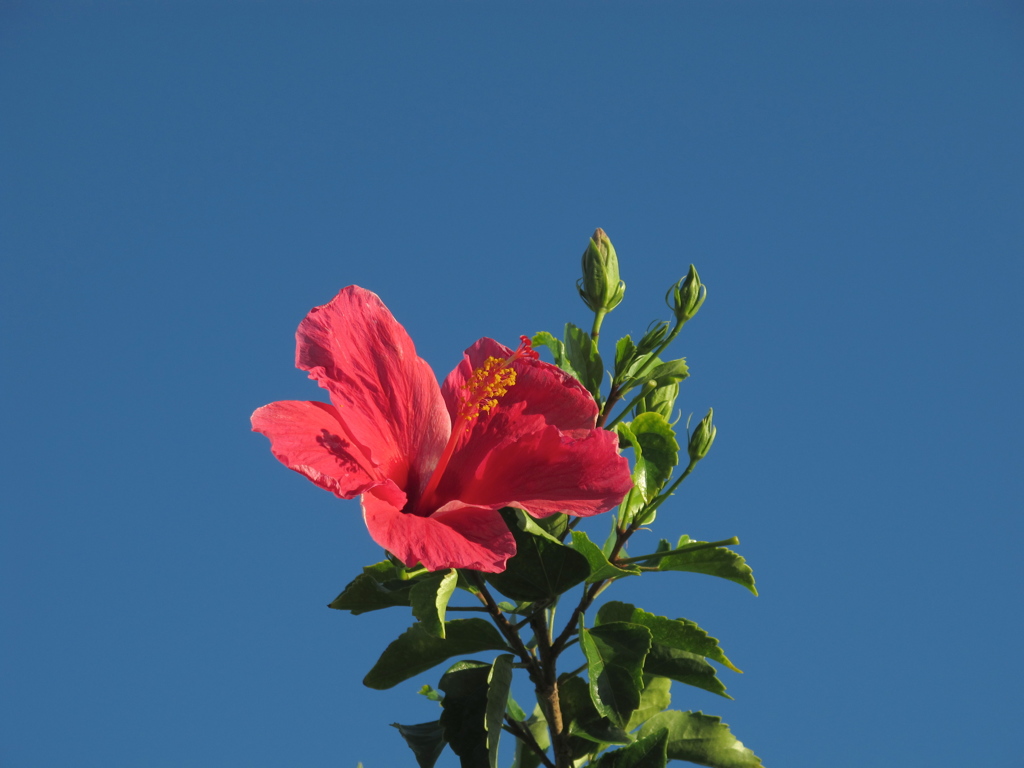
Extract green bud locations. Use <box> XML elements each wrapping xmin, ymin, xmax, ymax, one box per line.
<box><xmin>640</xmin><ymin>381</ymin><xmax>679</xmax><ymax>420</ymax></box>
<box><xmin>688</xmin><ymin>408</ymin><xmax>716</xmax><ymax>463</ymax></box>
<box><xmin>577</xmin><ymin>228</ymin><xmax>626</xmax><ymax>313</ymax></box>
<box><xmin>636</xmin><ymin>320</ymin><xmax>670</xmax><ymax>354</ymax></box>
<box><xmin>666</xmin><ymin>265</ymin><xmax>706</xmax><ymax>324</ymax></box>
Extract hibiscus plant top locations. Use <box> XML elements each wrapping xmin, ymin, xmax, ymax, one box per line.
<box><xmin>252</xmin><ymin>229</ymin><xmax>763</xmax><ymax>768</ymax></box>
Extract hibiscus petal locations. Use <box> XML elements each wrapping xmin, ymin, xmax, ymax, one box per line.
<box><xmin>362</xmin><ymin>482</ymin><xmax>516</xmax><ymax>573</ymax></box>
<box><xmin>441</xmin><ymin>337</ymin><xmax>598</xmax><ymax>434</ymax></box>
<box><xmin>251</xmin><ymin>401</ymin><xmax>381</xmax><ymax>498</ymax></box>
<box><xmin>296</xmin><ymin>286</ymin><xmax>450</xmax><ymax>495</ymax></box>
<box><xmin>451</xmin><ymin>425</ymin><xmax>633</xmax><ymax>518</ymax></box>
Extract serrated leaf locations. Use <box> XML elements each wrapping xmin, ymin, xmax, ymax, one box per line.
<box><xmin>531</xmin><ymin>331</ymin><xmax>575</xmax><ymax>377</ymax></box>
<box><xmin>629</xmin><ymin>413</ymin><xmax>679</xmax><ymax>498</ymax></box>
<box><xmin>646</xmin><ymin>358</ymin><xmax>689</xmax><ymax>387</ymax></box>
<box><xmin>644</xmin><ymin>646</ymin><xmax>730</xmax><ymax>699</ymax></box>
<box><xmin>363</xmin><ymin>620</ymin><xmax>511</xmax><ymax>690</ymax></box>
<box><xmin>637</xmin><ymin>711</ymin><xmax>764</xmax><ymax>768</ymax></box>
<box><xmin>593</xmin><ymin>728</ymin><xmax>669</xmax><ymax>768</ymax></box>
<box><xmin>571</xmin><ymin>530</ymin><xmax>641</xmax><ymax>582</ymax></box>
<box><xmin>485</xmin><ymin>655</ymin><xmax>514</xmax><ymax>768</ymax></box>
<box><xmin>596</xmin><ymin>602</ymin><xmax>741</xmax><ymax>673</ymax></box>
<box><xmin>626</xmin><ymin>675</ymin><xmax>673</xmax><ymax>732</ymax></box>
<box><xmin>658</xmin><ymin>540</ymin><xmax>758</xmax><ymax>596</ymax></box>
<box><xmin>564</xmin><ymin>322</ymin><xmax>604</xmax><ymax>398</ymax></box>
<box><xmin>439</xmin><ymin>661</ymin><xmax>490</xmax><ymax>768</ymax></box>
<box><xmin>558</xmin><ymin>674</ymin><xmax>632</xmax><ymax>745</ymax></box>
<box><xmin>484</xmin><ymin>509</ymin><xmax>591</xmax><ymax>601</ymax></box>
<box><xmin>391</xmin><ymin>721</ymin><xmax>447</xmax><ymax>768</ymax></box>
<box><xmin>328</xmin><ymin>561</ymin><xmax>417</xmax><ymax>614</ymax></box>
<box><xmin>580</xmin><ymin>622</ymin><xmax>653</xmax><ymax>728</ymax></box>
<box><xmin>411</xmin><ymin>570</ymin><xmax>459</xmax><ymax>639</ymax></box>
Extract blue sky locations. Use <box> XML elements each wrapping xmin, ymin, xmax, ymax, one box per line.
<box><xmin>2</xmin><ymin>2</ymin><xmax>1022</xmax><ymax>766</ymax></box>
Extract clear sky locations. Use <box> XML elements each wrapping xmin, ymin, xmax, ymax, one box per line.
<box><xmin>2</xmin><ymin>2</ymin><xmax>1022</xmax><ymax>767</ymax></box>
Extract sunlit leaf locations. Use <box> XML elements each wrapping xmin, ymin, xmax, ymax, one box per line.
<box><xmin>564</xmin><ymin>322</ymin><xmax>604</xmax><ymax>398</ymax></box>
<box><xmin>531</xmin><ymin>331</ymin><xmax>574</xmax><ymax>377</ymax></box>
<box><xmin>596</xmin><ymin>602</ymin><xmax>741</xmax><ymax>673</ymax></box>
<box><xmin>625</xmin><ymin>675</ymin><xmax>673</xmax><ymax>732</ymax></box>
<box><xmin>644</xmin><ymin>646</ymin><xmax>730</xmax><ymax>699</ymax></box>
<box><xmin>637</xmin><ymin>711</ymin><xmax>764</xmax><ymax>768</ymax></box>
<box><xmin>328</xmin><ymin>561</ymin><xmax>418</xmax><ymax>614</ymax></box>
<box><xmin>593</xmin><ymin>728</ymin><xmax>669</xmax><ymax>768</ymax></box>
<box><xmin>571</xmin><ymin>530</ymin><xmax>640</xmax><ymax>582</ymax></box>
<box><xmin>485</xmin><ymin>655</ymin><xmax>514</xmax><ymax>768</ymax></box>
<box><xmin>657</xmin><ymin>538</ymin><xmax>757</xmax><ymax>596</ymax></box>
<box><xmin>629</xmin><ymin>412</ymin><xmax>679</xmax><ymax>498</ymax></box>
<box><xmin>410</xmin><ymin>569</ymin><xmax>458</xmax><ymax>639</ymax></box>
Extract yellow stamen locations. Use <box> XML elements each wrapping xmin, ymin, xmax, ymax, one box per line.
<box><xmin>459</xmin><ymin>357</ymin><xmax>517</xmax><ymax>420</ymax></box>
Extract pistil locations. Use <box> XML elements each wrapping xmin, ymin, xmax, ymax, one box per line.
<box><xmin>418</xmin><ymin>338</ymin><xmax>538</xmax><ymax>509</ymax></box>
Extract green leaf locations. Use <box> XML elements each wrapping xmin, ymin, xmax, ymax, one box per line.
<box><xmin>614</xmin><ymin>335</ymin><xmax>637</xmax><ymax>379</ymax></box>
<box><xmin>484</xmin><ymin>509</ymin><xmax>591</xmax><ymax>601</ymax></box>
<box><xmin>419</xmin><ymin>684</ymin><xmax>443</xmax><ymax>702</ymax></box>
<box><xmin>485</xmin><ymin>655</ymin><xmax>514</xmax><ymax>768</ymax></box>
<box><xmin>593</xmin><ymin>728</ymin><xmax>669</xmax><ymax>768</ymax></box>
<box><xmin>564</xmin><ymin>322</ymin><xmax>604</xmax><ymax>398</ymax></box>
<box><xmin>629</xmin><ymin>413</ymin><xmax>679</xmax><ymax>499</ymax></box>
<box><xmin>363</xmin><ymin>620</ymin><xmax>511</xmax><ymax>690</ymax></box>
<box><xmin>580</xmin><ymin>622</ymin><xmax>653</xmax><ymax>728</ymax></box>
<box><xmin>439</xmin><ymin>661</ymin><xmax>490</xmax><ymax>768</ymax></box>
<box><xmin>644</xmin><ymin>646</ymin><xmax>730</xmax><ymax>699</ymax></box>
<box><xmin>328</xmin><ymin>561</ymin><xmax>418</xmax><ymax>614</ymax></box>
<box><xmin>596</xmin><ymin>602</ymin><xmax>741</xmax><ymax>673</ymax></box>
<box><xmin>558</xmin><ymin>673</ymin><xmax>632</xmax><ymax>745</ymax></box>
<box><xmin>626</xmin><ymin>675</ymin><xmax>673</xmax><ymax>732</ymax></box>
<box><xmin>637</xmin><ymin>711</ymin><xmax>764</xmax><ymax>768</ymax></box>
<box><xmin>531</xmin><ymin>331</ymin><xmax>574</xmax><ymax>376</ymax></box>
<box><xmin>658</xmin><ymin>538</ymin><xmax>758</xmax><ymax>596</ymax></box>
<box><xmin>511</xmin><ymin>704</ymin><xmax>550</xmax><ymax>768</ymax></box>
<box><xmin>410</xmin><ymin>570</ymin><xmax>459</xmax><ymax>639</ymax></box>
<box><xmin>571</xmin><ymin>530</ymin><xmax>640</xmax><ymax>582</ymax></box>
<box><xmin>391</xmin><ymin>721</ymin><xmax>448</xmax><ymax>768</ymax></box>
<box><xmin>646</xmin><ymin>358</ymin><xmax>689</xmax><ymax>387</ymax></box>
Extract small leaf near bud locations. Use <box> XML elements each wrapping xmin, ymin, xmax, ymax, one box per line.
<box><xmin>688</xmin><ymin>408</ymin><xmax>717</xmax><ymax>463</ymax></box>
<box><xmin>666</xmin><ymin>264</ymin><xmax>707</xmax><ymax>324</ymax></box>
<box><xmin>577</xmin><ymin>228</ymin><xmax>626</xmax><ymax>313</ymax></box>
<box><xmin>647</xmin><ymin>358</ymin><xmax>689</xmax><ymax>387</ymax></box>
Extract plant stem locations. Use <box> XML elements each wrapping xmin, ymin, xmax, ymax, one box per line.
<box><xmin>505</xmin><ymin>716</ymin><xmax>557</xmax><ymax>768</ymax></box>
<box><xmin>591</xmin><ymin>308</ymin><xmax>607</xmax><ymax>342</ymax></box>
<box><xmin>468</xmin><ymin>574</ymin><xmax>541</xmax><ymax>680</ymax></box>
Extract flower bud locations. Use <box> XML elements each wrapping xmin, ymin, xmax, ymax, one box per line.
<box><xmin>578</xmin><ymin>228</ymin><xmax>626</xmax><ymax>313</ymax></box>
<box><xmin>688</xmin><ymin>408</ymin><xmax>716</xmax><ymax>463</ymax></box>
<box><xmin>666</xmin><ymin>265</ymin><xmax>706</xmax><ymax>324</ymax></box>
<box><xmin>636</xmin><ymin>320</ymin><xmax>670</xmax><ymax>354</ymax></box>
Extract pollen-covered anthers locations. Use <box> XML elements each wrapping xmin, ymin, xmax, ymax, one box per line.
<box><xmin>457</xmin><ymin>338</ymin><xmax>537</xmax><ymax>421</ymax></box>
<box><xmin>459</xmin><ymin>358</ymin><xmax>517</xmax><ymax>420</ymax></box>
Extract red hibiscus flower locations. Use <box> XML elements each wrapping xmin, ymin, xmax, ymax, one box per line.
<box><xmin>251</xmin><ymin>286</ymin><xmax>633</xmax><ymax>573</ymax></box>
